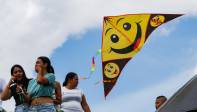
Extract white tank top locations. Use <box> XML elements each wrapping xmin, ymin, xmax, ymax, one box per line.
<box><xmin>61</xmin><ymin>87</ymin><xmax>84</xmax><ymax>112</ymax></box>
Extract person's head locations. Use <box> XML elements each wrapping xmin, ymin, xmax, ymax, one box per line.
<box><xmin>11</xmin><ymin>64</ymin><xmax>27</xmax><ymax>82</ymax></box>
<box><xmin>35</xmin><ymin>56</ymin><xmax>54</xmax><ymax>74</ymax></box>
<box><xmin>63</xmin><ymin>72</ymin><xmax>79</xmax><ymax>88</ymax></box>
<box><xmin>155</xmin><ymin>95</ymin><xmax>167</xmax><ymax>109</ymax></box>
<box><xmin>10</xmin><ymin>64</ymin><xmax>30</xmax><ymax>88</ymax></box>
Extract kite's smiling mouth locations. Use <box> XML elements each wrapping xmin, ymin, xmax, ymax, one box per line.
<box><xmin>110</xmin><ymin>22</ymin><xmax>142</xmax><ymax>54</ymax></box>
<box><xmin>110</xmin><ymin>43</ymin><xmax>135</xmax><ymax>54</ymax></box>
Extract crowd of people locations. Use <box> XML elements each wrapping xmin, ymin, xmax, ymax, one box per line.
<box><xmin>0</xmin><ymin>56</ymin><xmax>91</xmax><ymax>112</ymax></box>
<box><xmin>0</xmin><ymin>56</ymin><xmax>171</xmax><ymax>112</ymax></box>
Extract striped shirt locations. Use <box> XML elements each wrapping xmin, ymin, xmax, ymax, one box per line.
<box><xmin>27</xmin><ymin>73</ymin><xmax>55</xmax><ymax>99</ymax></box>
<box><xmin>61</xmin><ymin>87</ymin><xmax>84</xmax><ymax>112</ymax></box>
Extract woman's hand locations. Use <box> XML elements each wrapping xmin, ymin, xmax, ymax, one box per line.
<box><xmin>37</xmin><ymin>65</ymin><xmax>44</xmax><ymax>76</ymax></box>
<box><xmin>37</xmin><ymin>66</ymin><xmax>51</xmax><ymax>85</ymax></box>
<box><xmin>15</xmin><ymin>85</ymin><xmax>24</xmax><ymax>93</ymax></box>
<box><xmin>8</xmin><ymin>76</ymin><xmax>17</xmax><ymax>87</ymax></box>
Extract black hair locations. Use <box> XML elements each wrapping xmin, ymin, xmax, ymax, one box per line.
<box><xmin>38</xmin><ymin>56</ymin><xmax>54</xmax><ymax>74</ymax></box>
<box><xmin>156</xmin><ymin>95</ymin><xmax>167</xmax><ymax>101</ymax></box>
<box><xmin>11</xmin><ymin>64</ymin><xmax>31</xmax><ymax>89</ymax></box>
<box><xmin>63</xmin><ymin>72</ymin><xmax>78</xmax><ymax>86</ymax></box>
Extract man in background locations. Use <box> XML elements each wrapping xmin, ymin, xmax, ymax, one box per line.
<box><xmin>155</xmin><ymin>95</ymin><xmax>167</xmax><ymax>111</ymax></box>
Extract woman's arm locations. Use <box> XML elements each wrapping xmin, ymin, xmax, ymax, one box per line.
<box><xmin>53</xmin><ymin>81</ymin><xmax>62</xmax><ymax>105</ymax></box>
<box><xmin>1</xmin><ymin>79</ymin><xmax>12</xmax><ymax>101</ymax></box>
<box><xmin>81</xmin><ymin>95</ymin><xmax>91</xmax><ymax>112</ymax></box>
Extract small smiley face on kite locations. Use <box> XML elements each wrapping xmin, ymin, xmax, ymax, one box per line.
<box><xmin>104</xmin><ymin>62</ymin><xmax>120</xmax><ymax>78</ymax></box>
<box><xmin>150</xmin><ymin>15</ymin><xmax>165</xmax><ymax>27</ymax></box>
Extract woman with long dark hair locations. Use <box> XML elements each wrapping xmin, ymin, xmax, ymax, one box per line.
<box><xmin>61</xmin><ymin>72</ymin><xmax>91</xmax><ymax>112</ymax></box>
<box><xmin>27</xmin><ymin>56</ymin><xmax>56</xmax><ymax>112</ymax></box>
<box><xmin>1</xmin><ymin>64</ymin><xmax>31</xmax><ymax>112</ymax></box>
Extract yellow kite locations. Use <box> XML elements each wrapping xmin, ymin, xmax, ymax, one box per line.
<box><xmin>101</xmin><ymin>13</ymin><xmax>182</xmax><ymax>97</ymax></box>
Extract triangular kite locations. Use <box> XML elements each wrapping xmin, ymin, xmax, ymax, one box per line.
<box><xmin>101</xmin><ymin>13</ymin><xmax>183</xmax><ymax>97</ymax></box>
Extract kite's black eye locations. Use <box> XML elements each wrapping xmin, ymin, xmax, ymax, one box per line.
<box><xmin>111</xmin><ymin>34</ymin><xmax>119</xmax><ymax>43</ymax></box>
<box><xmin>123</xmin><ymin>22</ymin><xmax>131</xmax><ymax>31</ymax></box>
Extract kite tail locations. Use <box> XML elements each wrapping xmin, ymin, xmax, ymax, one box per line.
<box><xmin>79</xmin><ymin>49</ymin><xmax>101</xmax><ymax>80</ymax></box>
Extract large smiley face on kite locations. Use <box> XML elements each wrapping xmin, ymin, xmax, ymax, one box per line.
<box><xmin>109</xmin><ymin>21</ymin><xmax>142</xmax><ymax>54</ymax></box>
<box><xmin>102</xmin><ymin>14</ymin><xmax>151</xmax><ymax>61</ymax></box>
